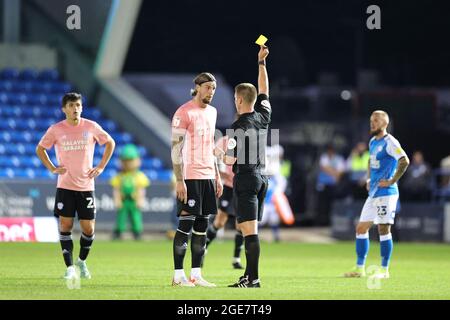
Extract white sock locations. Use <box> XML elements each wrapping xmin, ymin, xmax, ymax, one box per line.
<box><xmin>232</xmin><ymin>257</ymin><xmax>241</xmax><ymax>263</ymax></box>
<box><xmin>191</xmin><ymin>267</ymin><xmax>202</xmax><ymax>279</ymax></box>
<box><xmin>174</xmin><ymin>269</ymin><xmax>186</xmax><ymax>279</ymax></box>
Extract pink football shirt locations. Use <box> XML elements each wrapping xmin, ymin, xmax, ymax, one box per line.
<box><xmin>39</xmin><ymin>118</ymin><xmax>111</xmax><ymax>191</ymax></box>
<box><xmin>215</xmin><ymin>136</ymin><xmax>234</xmax><ymax>188</ymax></box>
<box><xmin>172</xmin><ymin>100</ymin><xmax>217</xmax><ymax>180</ymax></box>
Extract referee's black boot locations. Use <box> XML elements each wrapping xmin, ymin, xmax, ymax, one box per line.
<box><xmin>232</xmin><ymin>261</ymin><xmax>244</xmax><ymax>269</ymax></box>
<box><xmin>228</xmin><ymin>276</ymin><xmax>261</xmax><ymax>288</ymax></box>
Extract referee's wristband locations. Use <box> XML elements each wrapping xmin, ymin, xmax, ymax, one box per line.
<box><xmin>258</xmin><ymin>60</ymin><xmax>266</xmax><ymax>66</ymax></box>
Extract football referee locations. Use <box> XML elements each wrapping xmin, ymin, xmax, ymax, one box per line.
<box><xmin>216</xmin><ymin>45</ymin><xmax>271</xmax><ymax>288</ymax></box>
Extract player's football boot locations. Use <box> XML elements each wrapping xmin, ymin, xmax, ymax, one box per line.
<box><xmin>172</xmin><ymin>276</ymin><xmax>195</xmax><ymax>287</ymax></box>
<box><xmin>344</xmin><ymin>266</ymin><xmax>366</xmax><ymax>278</ymax></box>
<box><xmin>370</xmin><ymin>268</ymin><xmax>390</xmax><ymax>279</ymax></box>
<box><xmin>232</xmin><ymin>261</ymin><xmax>244</xmax><ymax>269</ymax></box>
<box><xmin>228</xmin><ymin>275</ymin><xmax>261</xmax><ymax>288</ymax></box>
<box><xmin>190</xmin><ymin>276</ymin><xmax>216</xmax><ymax>287</ymax></box>
<box><xmin>63</xmin><ymin>265</ymin><xmax>78</xmax><ymax>280</ymax></box>
<box><xmin>76</xmin><ymin>259</ymin><xmax>92</xmax><ymax>279</ymax></box>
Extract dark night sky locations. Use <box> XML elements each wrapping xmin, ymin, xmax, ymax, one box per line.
<box><xmin>124</xmin><ymin>0</ymin><xmax>450</xmax><ymax>88</ymax></box>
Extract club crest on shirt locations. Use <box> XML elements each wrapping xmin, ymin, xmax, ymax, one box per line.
<box><xmin>83</xmin><ymin>131</ymin><xmax>89</xmax><ymax>139</ymax></box>
<box><xmin>377</xmin><ymin>146</ymin><xmax>383</xmax><ymax>152</ymax></box>
<box><xmin>188</xmin><ymin>199</ymin><xmax>196</xmax><ymax>207</ymax></box>
<box><xmin>173</xmin><ymin>117</ymin><xmax>181</xmax><ymax>127</ymax></box>
<box><xmin>57</xmin><ymin>202</ymin><xmax>64</xmax><ymax>210</ymax></box>
<box><xmin>221</xmin><ymin>200</ymin><xmax>229</xmax><ymax>207</ymax></box>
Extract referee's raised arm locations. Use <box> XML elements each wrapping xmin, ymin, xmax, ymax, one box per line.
<box><xmin>258</xmin><ymin>46</ymin><xmax>270</xmax><ymax>96</ymax></box>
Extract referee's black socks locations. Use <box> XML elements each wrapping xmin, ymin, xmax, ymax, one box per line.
<box><xmin>244</xmin><ymin>234</ymin><xmax>260</xmax><ymax>281</ymax></box>
<box><xmin>59</xmin><ymin>231</ymin><xmax>73</xmax><ymax>267</ymax></box>
<box><xmin>234</xmin><ymin>231</ymin><xmax>244</xmax><ymax>258</ymax></box>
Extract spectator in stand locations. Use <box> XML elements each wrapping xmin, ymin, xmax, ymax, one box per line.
<box><xmin>316</xmin><ymin>144</ymin><xmax>346</xmax><ymax>225</ymax></box>
<box><xmin>401</xmin><ymin>151</ymin><xmax>432</xmax><ymax>202</ymax></box>
<box><xmin>346</xmin><ymin>142</ymin><xmax>370</xmax><ymax>200</ymax></box>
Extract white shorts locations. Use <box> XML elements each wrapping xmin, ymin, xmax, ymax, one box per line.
<box><xmin>359</xmin><ymin>194</ymin><xmax>398</xmax><ymax>225</ymax></box>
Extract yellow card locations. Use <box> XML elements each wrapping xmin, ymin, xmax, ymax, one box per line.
<box><xmin>255</xmin><ymin>35</ymin><xmax>268</xmax><ymax>46</ymax></box>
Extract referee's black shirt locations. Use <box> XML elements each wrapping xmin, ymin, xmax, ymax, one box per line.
<box><xmin>226</xmin><ymin>94</ymin><xmax>272</xmax><ymax>174</ymax></box>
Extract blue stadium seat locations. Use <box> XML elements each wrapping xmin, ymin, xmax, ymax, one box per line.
<box><xmin>99</xmin><ymin>169</ymin><xmax>117</xmax><ymax>180</ymax></box>
<box><xmin>35</xmin><ymin>168</ymin><xmax>54</xmax><ymax>179</ymax></box>
<box><xmin>0</xmin><ymin>105</ymin><xmax>21</xmax><ymax>117</ymax></box>
<box><xmin>14</xmin><ymin>168</ymin><xmax>36</xmax><ymax>179</ymax></box>
<box><xmin>156</xmin><ymin>169</ymin><xmax>173</xmax><ymax>182</ymax></box>
<box><xmin>13</xmin><ymin>81</ymin><xmax>34</xmax><ymax>93</ymax></box>
<box><xmin>47</xmin><ymin>94</ymin><xmax>63</xmax><ymax>105</ymax></box>
<box><xmin>11</xmin><ymin>156</ymin><xmax>22</xmax><ymax>167</ymax></box>
<box><xmin>0</xmin><ymin>132</ymin><xmax>11</xmax><ymax>143</ymax></box>
<box><xmin>1</xmin><ymin>68</ymin><xmax>19</xmax><ymax>80</ymax></box>
<box><xmin>0</xmin><ymin>119</ymin><xmax>16</xmax><ymax>130</ymax></box>
<box><xmin>15</xmin><ymin>131</ymin><xmax>33</xmax><ymax>143</ymax></box>
<box><xmin>143</xmin><ymin>169</ymin><xmax>158</xmax><ymax>181</ymax></box>
<box><xmin>0</xmin><ymin>168</ymin><xmax>14</xmax><ymax>178</ymax></box>
<box><xmin>20</xmin><ymin>68</ymin><xmax>39</xmax><ymax>81</ymax></box>
<box><xmin>0</xmin><ymin>80</ymin><xmax>13</xmax><ymax>91</ymax></box>
<box><xmin>0</xmin><ymin>143</ymin><xmax>6</xmax><ymax>155</ymax></box>
<box><xmin>27</xmin><ymin>94</ymin><xmax>49</xmax><ymax>106</ymax></box>
<box><xmin>83</xmin><ymin>108</ymin><xmax>102</xmax><ymax>120</ymax></box>
<box><xmin>111</xmin><ymin>133</ymin><xmax>133</xmax><ymax>144</ymax></box>
<box><xmin>138</xmin><ymin>146</ymin><xmax>147</xmax><ymax>157</ymax></box>
<box><xmin>38</xmin><ymin>69</ymin><xmax>59</xmax><ymax>81</ymax></box>
<box><xmin>0</xmin><ymin>155</ymin><xmax>11</xmax><ymax>166</ymax></box>
<box><xmin>99</xmin><ymin>120</ymin><xmax>117</xmax><ymax>132</ymax></box>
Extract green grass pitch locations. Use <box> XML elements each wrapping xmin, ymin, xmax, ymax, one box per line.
<box><xmin>1</xmin><ymin>240</ymin><xmax>450</xmax><ymax>300</ymax></box>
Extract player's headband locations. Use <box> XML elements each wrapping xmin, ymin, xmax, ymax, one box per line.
<box><xmin>194</xmin><ymin>72</ymin><xmax>216</xmax><ymax>85</ymax></box>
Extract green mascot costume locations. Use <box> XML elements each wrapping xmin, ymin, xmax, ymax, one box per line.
<box><xmin>110</xmin><ymin>144</ymin><xmax>150</xmax><ymax>240</ymax></box>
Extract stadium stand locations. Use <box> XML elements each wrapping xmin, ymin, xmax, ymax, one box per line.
<box><xmin>0</xmin><ymin>67</ymin><xmax>172</xmax><ymax>182</ymax></box>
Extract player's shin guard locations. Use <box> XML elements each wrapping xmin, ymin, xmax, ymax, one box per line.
<box><xmin>234</xmin><ymin>230</ymin><xmax>244</xmax><ymax>258</ymax></box>
<box><xmin>205</xmin><ymin>223</ymin><xmax>218</xmax><ymax>248</ymax></box>
<box><xmin>191</xmin><ymin>216</ymin><xmax>208</xmax><ymax>269</ymax></box>
<box><xmin>380</xmin><ymin>233</ymin><xmax>393</xmax><ymax>269</ymax></box>
<box><xmin>59</xmin><ymin>232</ymin><xmax>73</xmax><ymax>267</ymax></box>
<box><xmin>173</xmin><ymin>215</ymin><xmax>195</xmax><ymax>270</ymax></box>
<box><xmin>356</xmin><ymin>232</ymin><xmax>370</xmax><ymax>267</ymax></box>
<box><xmin>244</xmin><ymin>234</ymin><xmax>260</xmax><ymax>282</ymax></box>
<box><xmin>79</xmin><ymin>232</ymin><xmax>95</xmax><ymax>261</ymax></box>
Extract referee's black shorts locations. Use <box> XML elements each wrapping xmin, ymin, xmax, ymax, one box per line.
<box><xmin>218</xmin><ymin>185</ymin><xmax>235</xmax><ymax>216</ymax></box>
<box><xmin>233</xmin><ymin>172</ymin><xmax>268</xmax><ymax>223</ymax></box>
<box><xmin>177</xmin><ymin>179</ymin><xmax>217</xmax><ymax>217</ymax></box>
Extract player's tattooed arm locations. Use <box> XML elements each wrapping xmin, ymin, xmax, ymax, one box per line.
<box><xmin>171</xmin><ymin>134</ymin><xmax>185</xmax><ymax>182</ymax></box>
<box><xmin>171</xmin><ymin>133</ymin><xmax>188</xmax><ymax>204</ymax></box>
<box><xmin>214</xmin><ymin>161</ymin><xmax>223</xmax><ymax>198</ymax></box>
<box><xmin>390</xmin><ymin>156</ymin><xmax>410</xmax><ymax>184</ymax></box>
<box><xmin>366</xmin><ymin>160</ymin><xmax>371</xmax><ymax>191</ymax></box>
<box><xmin>378</xmin><ymin>156</ymin><xmax>410</xmax><ymax>187</ymax></box>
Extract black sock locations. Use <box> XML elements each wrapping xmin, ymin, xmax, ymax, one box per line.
<box><xmin>234</xmin><ymin>231</ymin><xmax>244</xmax><ymax>258</ymax></box>
<box><xmin>173</xmin><ymin>217</ymin><xmax>194</xmax><ymax>270</ymax></box>
<box><xmin>191</xmin><ymin>233</ymin><xmax>206</xmax><ymax>268</ymax></box>
<box><xmin>205</xmin><ymin>224</ymin><xmax>218</xmax><ymax>248</ymax></box>
<box><xmin>244</xmin><ymin>234</ymin><xmax>260</xmax><ymax>282</ymax></box>
<box><xmin>59</xmin><ymin>232</ymin><xmax>73</xmax><ymax>267</ymax></box>
<box><xmin>79</xmin><ymin>233</ymin><xmax>95</xmax><ymax>261</ymax></box>
<box><xmin>191</xmin><ymin>216</ymin><xmax>208</xmax><ymax>268</ymax></box>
